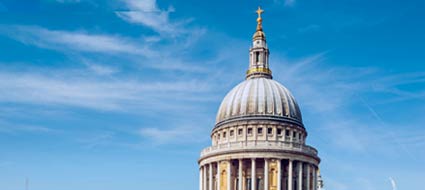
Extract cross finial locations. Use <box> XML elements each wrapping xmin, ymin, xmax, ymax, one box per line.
<box><xmin>256</xmin><ymin>6</ymin><xmax>264</xmax><ymax>19</ymax></box>
<box><xmin>255</xmin><ymin>6</ymin><xmax>264</xmax><ymax>31</ymax></box>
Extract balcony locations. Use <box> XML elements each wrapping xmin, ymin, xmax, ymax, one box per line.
<box><xmin>200</xmin><ymin>140</ymin><xmax>318</xmax><ymax>158</ymax></box>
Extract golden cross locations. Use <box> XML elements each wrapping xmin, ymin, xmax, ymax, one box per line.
<box><xmin>256</xmin><ymin>6</ymin><xmax>264</xmax><ymax>19</ymax></box>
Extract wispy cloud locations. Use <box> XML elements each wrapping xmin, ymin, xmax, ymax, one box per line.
<box><xmin>274</xmin><ymin>0</ymin><xmax>296</xmax><ymax>7</ymax></box>
<box><xmin>80</xmin><ymin>59</ymin><xmax>119</xmax><ymax>75</ymax></box>
<box><xmin>0</xmin><ymin>119</ymin><xmax>53</xmax><ymax>134</ymax></box>
<box><xmin>139</xmin><ymin>125</ymin><xmax>207</xmax><ymax>145</ymax></box>
<box><xmin>116</xmin><ymin>0</ymin><xmax>187</xmax><ymax>37</ymax></box>
<box><xmin>389</xmin><ymin>177</ymin><xmax>397</xmax><ymax>190</ymax></box>
<box><xmin>0</xmin><ymin>24</ymin><xmax>210</xmax><ymax>73</ymax></box>
<box><xmin>0</xmin><ymin>70</ymin><xmax>219</xmax><ymax>112</ymax></box>
<box><xmin>77</xmin><ymin>131</ymin><xmax>115</xmax><ymax>149</ymax></box>
<box><xmin>275</xmin><ymin>52</ymin><xmax>425</xmax><ymax>114</ymax></box>
<box><xmin>0</xmin><ymin>25</ymin><xmax>156</xmax><ymax>57</ymax></box>
<box><xmin>271</xmin><ymin>52</ymin><xmax>425</xmax><ymax>157</ymax></box>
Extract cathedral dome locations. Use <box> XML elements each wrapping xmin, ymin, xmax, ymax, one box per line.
<box><xmin>214</xmin><ymin>6</ymin><xmax>304</xmax><ymax>128</ymax></box>
<box><xmin>216</xmin><ymin>77</ymin><xmax>303</xmax><ymax>126</ymax></box>
<box><xmin>200</xmin><ymin>9</ymin><xmax>321</xmax><ymax>189</ymax></box>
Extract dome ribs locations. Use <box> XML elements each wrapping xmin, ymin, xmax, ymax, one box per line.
<box><xmin>282</xmin><ymin>85</ymin><xmax>296</xmax><ymax>118</ymax></box>
<box><xmin>247</xmin><ymin>78</ymin><xmax>257</xmax><ymax>114</ymax></box>
<box><xmin>272</xmin><ymin>80</ymin><xmax>286</xmax><ymax>116</ymax></box>
<box><xmin>216</xmin><ymin>79</ymin><xmax>302</xmax><ymax>125</ymax></box>
<box><xmin>239</xmin><ymin>79</ymin><xmax>252</xmax><ymax>115</ymax></box>
<box><xmin>257</xmin><ymin>78</ymin><xmax>266</xmax><ymax>114</ymax></box>
<box><xmin>264</xmin><ymin>78</ymin><xmax>275</xmax><ymax>114</ymax></box>
<box><xmin>231</xmin><ymin>81</ymin><xmax>246</xmax><ymax>116</ymax></box>
<box><xmin>229</xmin><ymin>83</ymin><xmax>245</xmax><ymax>117</ymax></box>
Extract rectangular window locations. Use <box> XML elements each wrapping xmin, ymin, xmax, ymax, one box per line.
<box><xmin>230</xmin><ymin>130</ymin><xmax>234</xmax><ymax>136</ymax></box>
<box><xmin>277</xmin><ymin>128</ymin><xmax>282</xmax><ymax>135</ymax></box>
<box><xmin>267</xmin><ymin>128</ymin><xmax>272</xmax><ymax>135</ymax></box>
<box><xmin>238</xmin><ymin>129</ymin><xmax>243</xmax><ymax>135</ymax></box>
<box><xmin>248</xmin><ymin>128</ymin><xmax>253</xmax><ymax>135</ymax></box>
<box><xmin>293</xmin><ymin>131</ymin><xmax>296</xmax><ymax>138</ymax></box>
<box><xmin>258</xmin><ymin>128</ymin><xmax>263</xmax><ymax>134</ymax></box>
<box><xmin>223</xmin><ymin>132</ymin><xmax>227</xmax><ymax>138</ymax></box>
<box><xmin>285</xmin><ymin>130</ymin><xmax>289</xmax><ymax>136</ymax></box>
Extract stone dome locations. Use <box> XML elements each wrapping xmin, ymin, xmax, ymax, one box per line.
<box><xmin>216</xmin><ymin>77</ymin><xmax>303</xmax><ymax>126</ymax></box>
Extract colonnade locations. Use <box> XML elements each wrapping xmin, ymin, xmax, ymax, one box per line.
<box><xmin>200</xmin><ymin>158</ymin><xmax>317</xmax><ymax>190</ymax></box>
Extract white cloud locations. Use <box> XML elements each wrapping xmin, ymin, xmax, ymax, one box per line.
<box><xmin>274</xmin><ymin>52</ymin><xmax>425</xmax><ymax>114</ymax></box>
<box><xmin>274</xmin><ymin>0</ymin><xmax>296</xmax><ymax>7</ymax></box>
<box><xmin>1</xmin><ymin>25</ymin><xmax>156</xmax><ymax>57</ymax></box>
<box><xmin>139</xmin><ymin>125</ymin><xmax>207</xmax><ymax>145</ymax></box>
<box><xmin>0</xmin><ymin>25</ymin><xmax>210</xmax><ymax>73</ymax></box>
<box><xmin>116</xmin><ymin>0</ymin><xmax>185</xmax><ymax>36</ymax></box>
<box><xmin>389</xmin><ymin>177</ymin><xmax>397</xmax><ymax>190</ymax></box>
<box><xmin>77</xmin><ymin>131</ymin><xmax>115</xmax><ymax>149</ymax></box>
<box><xmin>81</xmin><ymin>59</ymin><xmax>118</xmax><ymax>75</ymax></box>
<box><xmin>0</xmin><ymin>119</ymin><xmax>53</xmax><ymax>134</ymax></box>
<box><xmin>0</xmin><ymin>70</ymin><xmax>220</xmax><ymax>112</ymax></box>
<box><xmin>271</xmin><ymin>52</ymin><xmax>425</xmax><ymax>156</ymax></box>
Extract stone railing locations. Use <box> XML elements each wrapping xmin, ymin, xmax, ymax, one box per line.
<box><xmin>200</xmin><ymin>140</ymin><xmax>318</xmax><ymax>158</ymax></box>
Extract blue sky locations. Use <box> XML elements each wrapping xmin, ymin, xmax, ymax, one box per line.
<box><xmin>0</xmin><ymin>0</ymin><xmax>424</xmax><ymax>189</ymax></box>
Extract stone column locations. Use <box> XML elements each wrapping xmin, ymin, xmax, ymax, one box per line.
<box><xmin>218</xmin><ymin>162</ymin><xmax>221</xmax><ymax>190</ymax></box>
<box><xmin>288</xmin><ymin>160</ymin><xmax>293</xmax><ymax>190</ymax></box>
<box><xmin>200</xmin><ymin>166</ymin><xmax>204</xmax><ymax>190</ymax></box>
<box><xmin>228</xmin><ymin>160</ymin><xmax>232</xmax><ymax>190</ymax></box>
<box><xmin>306</xmin><ymin>165</ymin><xmax>310</xmax><ymax>190</ymax></box>
<box><xmin>277</xmin><ymin>159</ymin><xmax>281</xmax><ymax>190</ymax></box>
<box><xmin>204</xmin><ymin>165</ymin><xmax>208</xmax><ymax>190</ymax></box>
<box><xmin>210</xmin><ymin>163</ymin><xmax>214</xmax><ymax>190</ymax></box>
<box><xmin>264</xmin><ymin>159</ymin><xmax>269</xmax><ymax>190</ymax></box>
<box><xmin>239</xmin><ymin>159</ymin><xmax>243</xmax><ymax>190</ymax></box>
<box><xmin>312</xmin><ymin>167</ymin><xmax>317</xmax><ymax>190</ymax></box>
<box><xmin>259</xmin><ymin>51</ymin><xmax>264</xmax><ymax>64</ymax></box>
<box><xmin>252</xmin><ymin>158</ymin><xmax>256</xmax><ymax>190</ymax></box>
<box><xmin>297</xmin><ymin>162</ymin><xmax>302</xmax><ymax>190</ymax></box>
